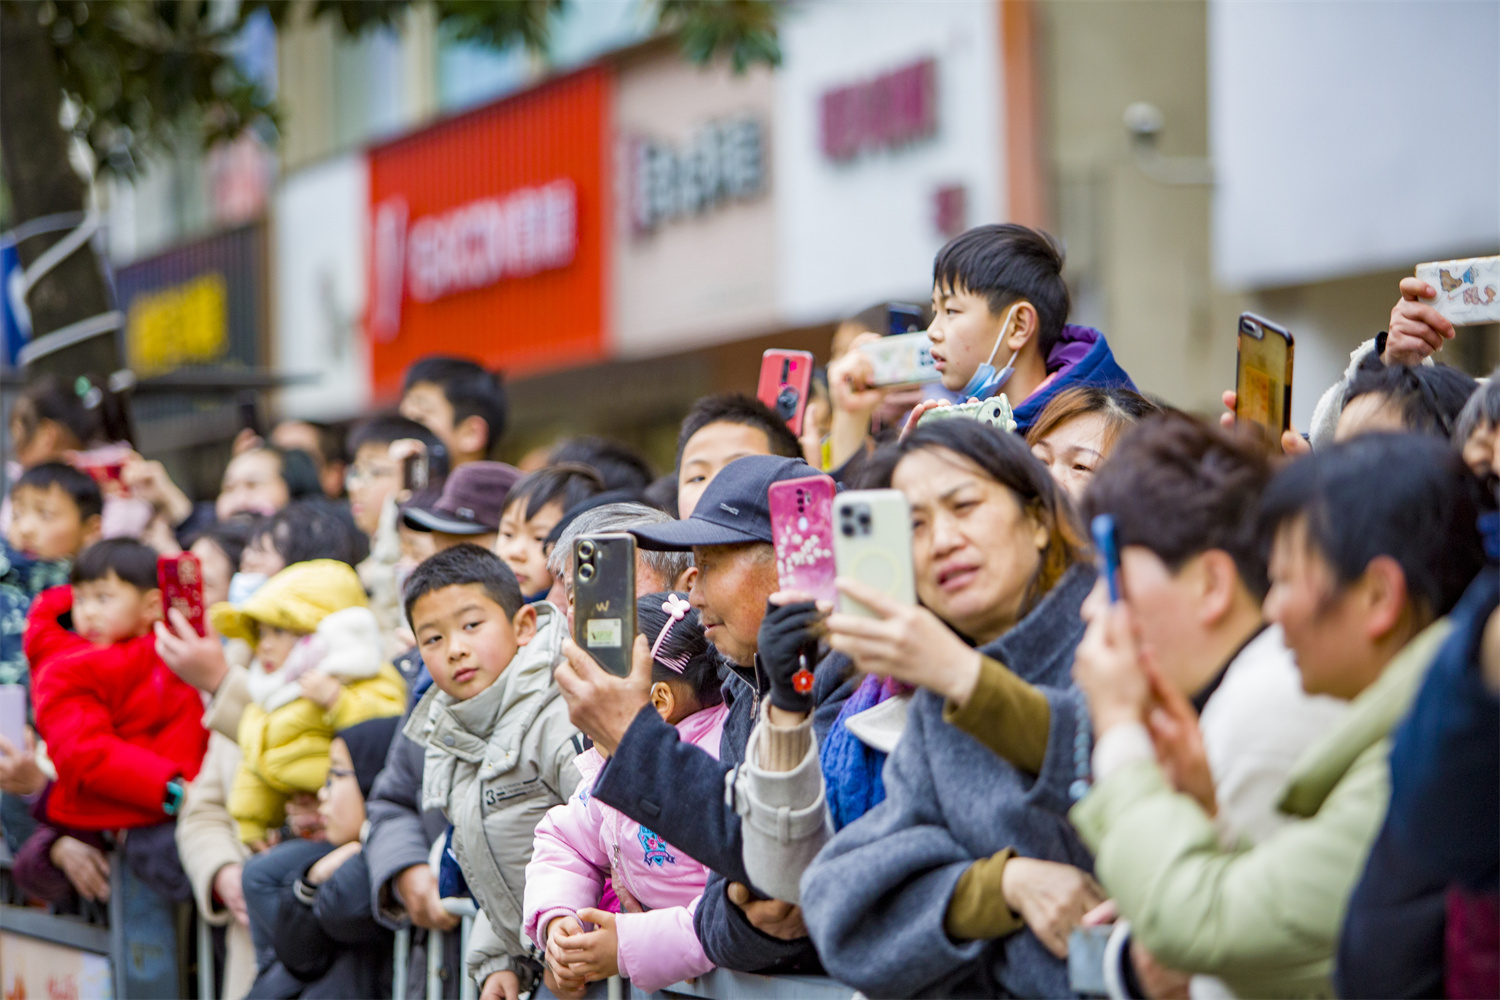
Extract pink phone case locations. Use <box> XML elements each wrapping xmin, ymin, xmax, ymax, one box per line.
<box><xmin>769</xmin><ymin>475</ymin><xmax>837</xmax><ymax>605</ymax></box>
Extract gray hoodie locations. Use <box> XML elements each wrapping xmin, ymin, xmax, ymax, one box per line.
<box><xmin>403</xmin><ymin>601</ymin><xmax>584</xmax><ymax>990</ymax></box>
<box><xmin>800</xmin><ymin>564</ymin><xmax>1097</xmax><ymax>998</ymax></box>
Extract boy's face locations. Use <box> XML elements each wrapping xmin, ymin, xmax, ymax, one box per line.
<box><xmin>256</xmin><ymin>623</ymin><xmax>304</xmax><ymax>673</ymax></box>
<box><xmin>927</xmin><ymin>281</ymin><xmax>1010</xmax><ymax>392</ymax></box>
<box><xmin>347</xmin><ymin>442</ymin><xmax>403</xmax><ymax>537</ymax></box>
<box><xmin>412</xmin><ymin>584</ymin><xmax>537</xmax><ymax>701</ymax></box>
<box><xmin>73</xmin><ymin>572</ymin><xmax>160</xmax><ymax>646</ymax></box>
<box><xmin>318</xmin><ymin>737</ymin><xmax>365</xmax><ymax>847</ymax></box>
<box><xmin>8</xmin><ymin>484</ymin><xmax>98</xmax><ymax>561</ymax></box>
<box><xmin>496</xmin><ymin>499</ymin><xmax>564</xmax><ymax>596</ymax></box>
<box><xmin>677</xmin><ymin>422</ymin><xmax>773</xmax><ymax>519</ymax></box>
<box><xmin>688</xmin><ymin>543</ymin><xmax>778</xmax><ymax>667</ymax></box>
<box><xmin>400</xmin><ymin>382</ymin><xmax>462</xmax><ymax>457</ymax></box>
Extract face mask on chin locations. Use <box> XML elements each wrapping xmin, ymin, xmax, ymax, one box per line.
<box><xmin>959</xmin><ymin>303</ymin><xmax>1024</xmax><ymax>401</ymax></box>
<box><xmin>227</xmin><ymin>572</ymin><xmax>268</xmax><ymax>607</ymax></box>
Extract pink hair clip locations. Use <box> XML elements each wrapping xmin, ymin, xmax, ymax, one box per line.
<box><xmin>650</xmin><ymin>594</ymin><xmax>693</xmax><ymax>673</ymax></box>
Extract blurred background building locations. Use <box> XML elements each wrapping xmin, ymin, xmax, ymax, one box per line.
<box><xmin>60</xmin><ymin>0</ymin><xmax>1500</xmax><ymax>472</ymax></box>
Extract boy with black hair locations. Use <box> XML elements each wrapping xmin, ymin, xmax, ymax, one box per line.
<box><xmin>829</xmin><ymin>224</ymin><xmax>1136</xmax><ymax>461</ymax></box>
<box><xmin>548</xmin><ymin>436</ymin><xmax>656</xmax><ymax>493</ymax></box>
<box><xmin>402</xmin><ymin>544</ymin><xmax>582</xmax><ymax>1000</ymax></box>
<box><xmin>345</xmin><ymin>415</ymin><xmax>449</xmax><ymax>539</ymax></box>
<box><xmin>401</xmin><ymin>356</ymin><xmax>508</xmax><ymax>467</ymax></box>
<box><xmin>674</xmin><ymin>394</ymin><xmax>802</xmax><ymax>518</ymax></box>
<box><xmin>496</xmin><ymin>464</ymin><xmax>605</xmax><ymax>602</ymax></box>
<box><xmin>1</xmin><ymin>463</ymin><xmax>102</xmax><ymax>686</ymax></box>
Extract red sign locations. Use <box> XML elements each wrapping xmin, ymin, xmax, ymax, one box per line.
<box><xmin>366</xmin><ymin>68</ymin><xmax>609</xmax><ymax>398</ymax></box>
<box><xmin>820</xmin><ymin>58</ymin><xmax>937</xmax><ymax>162</ymax></box>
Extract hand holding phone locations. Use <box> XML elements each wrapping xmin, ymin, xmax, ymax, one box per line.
<box><xmin>1234</xmin><ymin>313</ymin><xmax>1294</xmax><ymax>449</ymax></box>
<box><xmin>1091</xmin><ymin>515</ymin><xmax>1121</xmax><ymax>602</ymax></box>
<box><xmin>859</xmin><ymin>332</ymin><xmax>939</xmax><ymax>387</ymax></box>
<box><xmin>159</xmin><ymin>553</ymin><xmax>207</xmax><ymax>637</ymax></box>
<box><xmin>572</xmin><ymin>534</ymin><xmax>637</xmax><ymax>677</ymax></box>
<box><xmin>832</xmin><ymin>490</ymin><xmax>915</xmax><ymax>617</ymax></box>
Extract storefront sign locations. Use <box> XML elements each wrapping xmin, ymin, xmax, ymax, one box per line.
<box><xmin>366</xmin><ymin>67</ymin><xmax>608</xmax><ymax>396</ymax></box>
<box><xmin>631</xmin><ymin>117</ymin><xmax>765</xmax><ymax>233</ymax></box>
<box><xmin>820</xmin><ymin>58</ymin><xmax>937</xmax><ymax>162</ymax></box>
<box><xmin>126</xmin><ymin>273</ymin><xmax>228</xmax><ymax>374</ymax></box>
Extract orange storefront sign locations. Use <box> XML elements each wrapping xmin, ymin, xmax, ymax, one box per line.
<box><xmin>366</xmin><ymin>67</ymin><xmax>609</xmax><ymax>399</ymax></box>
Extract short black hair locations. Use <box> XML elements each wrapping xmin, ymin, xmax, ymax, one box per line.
<box><xmin>403</xmin><ymin>543</ymin><xmax>524</xmax><ymax>626</ymax></box>
<box><xmin>72</xmin><ymin>538</ymin><xmax>159</xmax><ymax>591</ymax></box>
<box><xmin>1259</xmin><ymin>433</ymin><xmax>1486</xmax><ymax>622</ymax></box>
<box><xmin>638</xmin><ymin>591</ymin><xmax>723</xmax><ymax>706</ymax></box>
<box><xmin>249</xmin><ymin>500</ymin><xmax>369</xmax><ymax>568</ymax></box>
<box><xmin>675</xmin><ymin>394</ymin><xmax>802</xmax><ymax>469</ymax></box>
<box><xmin>347</xmin><ymin>414</ymin><xmax>451</xmax><ymax>479</ymax></box>
<box><xmin>1082</xmin><ymin>413</ymin><xmax>1275</xmax><ymax>598</ymax></box>
<box><xmin>15</xmin><ymin>462</ymin><xmax>103</xmax><ymax>522</ymax></box>
<box><xmin>402</xmin><ymin>356</ymin><xmax>508</xmax><ymax>457</ymax></box>
<box><xmin>549</xmin><ymin>437</ymin><xmax>656</xmax><ymax>492</ymax></box>
<box><xmin>504</xmin><ymin>463</ymin><xmax>606</xmax><ymax>522</ymax></box>
<box><xmin>1343</xmin><ymin>358</ymin><xmax>1478</xmax><ymax>440</ymax></box>
<box><xmin>12</xmin><ymin>373</ymin><xmax>131</xmax><ymax>451</ymax></box>
<box><xmin>933</xmin><ymin>224</ymin><xmax>1071</xmax><ymax>356</ymax></box>
<box><xmin>187</xmin><ymin>518</ymin><xmax>256</xmax><ymax>572</ymax></box>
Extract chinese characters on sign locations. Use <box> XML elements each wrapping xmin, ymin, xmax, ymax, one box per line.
<box><xmin>631</xmin><ymin>117</ymin><xmax>766</xmax><ymax>234</ymax></box>
<box><xmin>370</xmin><ymin>179</ymin><xmax>578</xmax><ymax>340</ymax></box>
<box><xmin>126</xmin><ymin>273</ymin><xmax>229</xmax><ymax>375</ymax></box>
<box><xmin>820</xmin><ymin>58</ymin><xmax>938</xmax><ymax>163</ymax></box>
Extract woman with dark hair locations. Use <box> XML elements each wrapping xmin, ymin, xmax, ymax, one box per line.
<box><xmin>1335</xmin><ymin>356</ymin><xmax>1478</xmax><ymax>442</ymax></box>
<box><xmin>1025</xmin><ymin>384</ymin><xmax>1162</xmax><ymax>498</ymax></box>
<box><xmin>216</xmin><ymin>446</ymin><xmax>323</xmax><ymax>522</ymax></box>
<box><xmin>736</xmin><ymin>419</ymin><xmax>1101</xmax><ymax>998</ymax></box>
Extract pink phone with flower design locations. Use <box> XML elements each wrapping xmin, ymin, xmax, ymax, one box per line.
<box><xmin>769</xmin><ymin>475</ymin><xmax>837</xmax><ymax>605</ymax></box>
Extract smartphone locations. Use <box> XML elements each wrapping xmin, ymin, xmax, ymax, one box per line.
<box><xmin>1234</xmin><ymin>313</ymin><xmax>1294</xmax><ymax>446</ymax></box>
<box><xmin>887</xmin><ymin>302</ymin><xmax>925</xmax><ymax>336</ymax></box>
<box><xmin>158</xmin><ymin>552</ymin><xmax>207</xmax><ymax>637</ymax></box>
<box><xmin>572</xmin><ymin>533</ymin><xmax>637</xmax><ymax>677</ymax></box>
<box><xmin>0</xmin><ymin>685</ymin><xmax>26</xmax><ymax>752</ymax></box>
<box><xmin>769</xmin><ymin>475</ymin><xmax>838</xmax><ymax>605</ymax></box>
<box><xmin>859</xmin><ymin>332</ymin><xmax>938</xmax><ymax>387</ymax></box>
<box><xmin>757</xmin><ymin>350</ymin><xmax>815</xmax><ymax>437</ymax></box>
<box><xmin>1415</xmin><ymin>255</ymin><xmax>1500</xmax><ymax>326</ymax></box>
<box><xmin>1091</xmin><ymin>514</ymin><xmax>1121</xmax><ymax>603</ymax></box>
<box><xmin>403</xmin><ymin>452</ymin><xmax>430</xmax><ymax>493</ymax></box>
<box><xmin>832</xmin><ymin>490</ymin><xmax>916</xmax><ymax>618</ymax></box>
<box><xmin>69</xmin><ymin>444</ymin><xmax>132</xmax><ymax>496</ymax></box>
<box><xmin>238</xmin><ymin>396</ymin><xmax>263</xmax><ymax>439</ymax></box>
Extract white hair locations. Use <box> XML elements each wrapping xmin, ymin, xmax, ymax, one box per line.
<box><xmin>547</xmin><ymin>502</ymin><xmax>692</xmax><ymax>587</ymax></box>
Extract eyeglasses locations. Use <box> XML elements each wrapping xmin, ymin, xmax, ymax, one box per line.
<box><xmin>325</xmin><ymin>767</ymin><xmax>356</xmax><ymax>788</ymax></box>
<box><xmin>345</xmin><ymin>463</ymin><xmax>399</xmax><ymax>485</ymax></box>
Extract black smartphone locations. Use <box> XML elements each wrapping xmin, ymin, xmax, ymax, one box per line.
<box><xmin>238</xmin><ymin>396</ymin><xmax>263</xmax><ymax>438</ymax></box>
<box><xmin>572</xmin><ymin>533</ymin><xmax>637</xmax><ymax>677</ymax></box>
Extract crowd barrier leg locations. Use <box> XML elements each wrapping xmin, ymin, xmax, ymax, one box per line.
<box><xmin>393</xmin><ymin>926</ymin><xmax>411</xmax><ymax>1000</ymax></box>
<box><xmin>428</xmin><ymin>927</ymin><xmax>445</xmax><ymax>1000</ymax></box>
<box><xmin>459</xmin><ymin>915</ymin><xmax>476</xmax><ymax>1000</ymax></box>
<box><xmin>107</xmin><ymin>856</ymin><xmax>180</xmax><ymax>999</ymax></box>
<box><xmin>197</xmin><ymin>913</ymin><xmax>217</xmax><ymax>1000</ymax></box>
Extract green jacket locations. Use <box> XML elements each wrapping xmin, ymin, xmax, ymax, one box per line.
<box><xmin>1070</xmin><ymin>619</ymin><xmax>1452</xmax><ymax>999</ymax></box>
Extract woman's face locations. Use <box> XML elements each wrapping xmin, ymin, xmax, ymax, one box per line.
<box><xmin>892</xmin><ymin>447</ymin><xmax>1049</xmax><ymax>644</ymax></box>
<box><xmin>1030</xmin><ymin>412</ymin><xmax>1112</xmax><ymax>500</ymax></box>
<box><xmin>217</xmin><ymin>450</ymin><xmax>290</xmax><ymax>521</ymax></box>
<box><xmin>190</xmin><ymin>537</ymin><xmax>235</xmax><ymax>608</ymax></box>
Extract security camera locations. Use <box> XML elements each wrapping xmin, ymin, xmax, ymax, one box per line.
<box><xmin>1123</xmin><ymin>102</ymin><xmax>1164</xmax><ymax>142</ymax></box>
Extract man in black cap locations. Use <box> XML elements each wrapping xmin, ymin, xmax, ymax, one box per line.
<box><xmin>401</xmin><ymin>460</ymin><xmax>521</xmax><ymax>551</ymax></box>
<box><xmin>555</xmin><ymin>454</ymin><xmax>857</xmax><ymax>978</ymax></box>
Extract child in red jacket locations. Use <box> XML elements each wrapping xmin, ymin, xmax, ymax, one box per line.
<box><xmin>14</xmin><ymin>539</ymin><xmax>209</xmax><ymax>907</ymax></box>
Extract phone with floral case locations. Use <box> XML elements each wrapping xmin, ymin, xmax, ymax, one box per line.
<box><xmin>769</xmin><ymin>475</ymin><xmax>837</xmax><ymax>605</ymax></box>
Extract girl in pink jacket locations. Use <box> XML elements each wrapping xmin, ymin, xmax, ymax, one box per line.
<box><xmin>525</xmin><ymin>592</ymin><xmax>728</xmax><ymax>996</ymax></box>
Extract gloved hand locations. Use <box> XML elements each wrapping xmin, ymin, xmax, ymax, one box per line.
<box><xmin>758</xmin><ymin>599</ymin><xmax>826</xmax><ymax>714</ymax></box>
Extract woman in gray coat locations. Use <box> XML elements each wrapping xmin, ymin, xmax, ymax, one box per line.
<box><xmin>796</xmin><ymin>419</ymin><xmax>1101</xmax><ymax>998</ymax></box>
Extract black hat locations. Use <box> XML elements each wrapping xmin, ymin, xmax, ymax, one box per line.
<box><xmin>335</xmin><ymin>716</ymin><xmax>401</xmax><ymax>798</ymax></box>
<box><xmin>630</xmin><ymin>455</ymin><xmax>812</xmax><ymax>551</ymax></box>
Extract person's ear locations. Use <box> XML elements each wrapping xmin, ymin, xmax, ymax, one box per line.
<box><xmin>1004</xmin><ymin>300</ymin><xmax>1039</xmax><ymax>354</ymax></box>
<box><xmin>454</xmin><ymin>415</ymin><xmax>489</xmax><ymax>459</ymax></box>
<box><xmin>649</xmin><ymin>681</ymin><xmax>675</xmax><ymax>720</ymax></box>
<box><xmin>1360</xmin><ymin>555</ymin><xmax>1411</xmax><ymax>642</ymax></box>
<box><xmin>80</xmin><ymin>514</ymin><xmax>103</xmax><ymax>547</ymax></box>
<box><xmin>1028</xmin><ymin>508</ymin><xmax>1050</xmax><ymax>553</ymax></box>
<box><xmin>512</xmin><ymin>603</ymin><xmax>539</xmax><ymax>646</ymax></box>
<box><xmin>673</xmin><ymin>565</ymin><xmax>698</xmax><ymax>593</ymax></box>
<box><xmin>1196</xmin><ymin>550</ymin><xmax>1240</xmax><ymax>628</ymax></box>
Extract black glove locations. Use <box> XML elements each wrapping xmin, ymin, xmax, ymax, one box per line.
<box><xmin>758</xmin><ymin>599</ymin><xmax>825</xmax><ymax>713</ymax></box>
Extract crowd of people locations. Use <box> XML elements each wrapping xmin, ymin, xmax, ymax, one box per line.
<box><xmin>0</xmin><ymin>222</ymin><xmax>1494</xmax><ymax>1000</ymax></box>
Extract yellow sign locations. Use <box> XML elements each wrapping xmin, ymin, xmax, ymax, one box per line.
<box><xmin>126</xmin><ymin>273</ymin><xmax>228</xmax><ymax>375</ymax></box>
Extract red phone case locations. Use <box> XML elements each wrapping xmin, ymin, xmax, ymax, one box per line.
<box><xmin>757</xmin><ymin>350</ymin><xmax>815</xmax><ymax>437</ymax></box>
<box><xmin>159</xmin><ymin>553</ymin><xmax>206</xmax><ymax>637</ymax></box>
<box><xmin>769</xmin><ymin>475</ymin><xmax>837</xmax><ymax>605</ymax></box>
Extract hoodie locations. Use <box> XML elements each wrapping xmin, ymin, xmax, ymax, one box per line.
<box><xmin>525</xmin><ymin>702</ymin><xmax>728</xmax><ymax>992</ymax></box>
<box><xmin>1006</xmin><ymin>325</ymin><xmax>1137</xmax><ymax>435</ymax></box>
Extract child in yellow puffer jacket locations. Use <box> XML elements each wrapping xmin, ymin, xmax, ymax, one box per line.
<box><xmin>210</xmin><ymin>559</ymin><xmax>406</xmax><ymax>845</ymax></box>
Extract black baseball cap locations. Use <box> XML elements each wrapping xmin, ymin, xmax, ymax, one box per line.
<box><xmin>631</xmin><ymin>455</ymin><xmax>813</xmax><ymax>551</ymax></box>
<box><xmin>402</xmin><ymin>461</ymin><xmax>522</xmax><ymax>535</ymax></box>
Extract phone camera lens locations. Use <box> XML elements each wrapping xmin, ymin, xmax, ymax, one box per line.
<box><xmin>578</xmin><ymin>563</ymin><xmax>595</xmax><ymax>581</ymax></box>
<box><xmin>578</xmin><ymin>540</ymin><xmax>595</xmax><ymax>559</ymax></box>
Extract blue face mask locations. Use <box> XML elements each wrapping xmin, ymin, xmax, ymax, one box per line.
<box><xmin>959</xmin><ymin>303</ymin><xmax>1023</xmax><ymax>400</ymax></box>
<box><xmin>227</xmin><ymin>572</ymin><xmax>268</xmax><ymax>607</ymax></box>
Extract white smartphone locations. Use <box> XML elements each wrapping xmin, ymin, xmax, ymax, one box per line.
<box><xmin>0</xmin><ymin>685</ymin><xmax>27</xmax><ymax>752</ymax></box>
<box><xmin>1414</xmin><ymin>256</ymin><xmax>1500</xmax><ymax>326</ymax></box>
<box><xmin>859</xmin><ymin>332</ymin><xmax>939</xmax><ymax>387</ymax></box>
<box><xmin>832</xmin><ymin>490</ymin><xmax>916</xmax><ymax>617</ymax></box>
